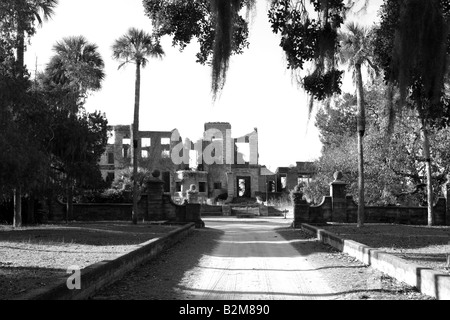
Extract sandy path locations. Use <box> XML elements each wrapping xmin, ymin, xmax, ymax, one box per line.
<box><xmin>178</xmin><ymin>218</ymin><xmax>334</xmax><ymax>300</ymax></box>
<box><xmin>93</xmin><ymin>218</ymin><xmax>341</xmax><ymax>300</ymax></box>
<box><xmin>92</xmin><ymin>217</ymin><xmax>433</xmax><ymax>300</ymax></box>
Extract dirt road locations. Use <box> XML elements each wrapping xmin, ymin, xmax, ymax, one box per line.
<box><xmin>92</xmin><ymin>217</ymin><xmax>433</xmax><ymax>300</ymax></box>
<box><xmin>173</xmin><ymin>218</ymin><xmax>335</xmax><ymax>300</ymax></box>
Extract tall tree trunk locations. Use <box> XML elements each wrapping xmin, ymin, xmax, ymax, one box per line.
<box><xmin>13</xmin><ymin>187</ymin><xmax>22</xmax><ymax>228</ymax></box>
<box><xmin>355</xmin><ymin>63</ymin><xmax>365</xmax><ymax>227</ymax></box>
<box><xmin>132</xmin><ymin>61</ymin><xmax>141</xmax><ymax>225</ymax></box>
<box><xmin>320</xmin><ymin>0</ymin><xmax>329</xmax><ymax>27</ymax></box>
<box><xmin>13</xmin><ymin>2</ymin><xmax>26</xmax><ymax>228</ymax></box>
<box><xmin>15</xmin><ymin>0</ymin><xmax>26</xmax><ymax>76</ymax></box>
<box><xmin>16</xmin><ymin>28</ymin><xmax>25</xmax><ymax>75</ymax></box>
<box><xmin>66</xmin><ymin>182</ymin><xmax>73</xmax><ymax>224</ymax></box>
<box><xmin>27</xmin><ymin>192</ymin><xmax>35</xmax><ymax>224</ymax></box>
<box><xmin>420</xmin><ymin>119</ymin><xmax>434</xmax><ymax>226</ymax></box>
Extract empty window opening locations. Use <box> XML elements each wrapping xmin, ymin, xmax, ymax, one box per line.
<box><xmin>298</xmin><ymin>177</ymin><xmax>310</xmax><ymax>185</ymax></box>
<box><xmin>238</xmin><ymin>179</ymin><xmax>245</xmax><ymax>197</ymax></box>
<box><xmin>175</xmin><ymin>182</ymin><xmax>182</xmax><ymax>192</ymax></box>
<box><xmin>162</xmin><ymin>172</ymin><xmax>170</xmax><ymax>192</ymax></box>
<box><xmin>237</xmin><ymin>177</ymin><xmax>251</xmax><ymax>198</ymax></box>
<box><xmin>142</xmin><ymin>150</ymin><xmax>149</xmax><ymax>158</ymax></box>
<box><xmin>199</xmin><ymin>182</ymin><xmax>207</xmax><ymax>193</ymax></box>
<box><xmin>122</xmin><ymin>146</ymin><xmax>129</xmax><ymax>158</ymax></box>
<box><xmin>122</xmin><ymin>138</ymin><xmax>130</xmax><ymax>158</ymax></box>
<box><xmin>107</xmin><ymin>131</ymin><xmax>115</xmax><ymax>145</ymax></box>
<box><xmin>161</xmin><ymin>137</ymin><xmax>171</xmax><ymax>145</ymax></box>
<box><xmin>106</xmin><ymin>172</ymin><xmax>115</xmax><ymax>185</ymax></box>
<box><xmin>268</xmin><ymin>181</ymin><xmax>276</xmax><ymax>193</ymax></box>
<box><xmin>189</xmin><ymin>150</ymin><xmax>199</xmax><ymax>169</ymax></box>
<box><xmin>161</xmin><ymin>150</ymin><xmax>170</xmax><ymax>158</ymax></box>
<box><xmin>236</xmin><ymin>142</ymin><xmax>250</xmax><ymax>163</ymax></box>
<box><xmin>107</xmin><ymin>152</ymin><xmax>114</xmax><ymax>164</ymax></box>
<box><xmin>142</xmin><ymin>138</ymin><xmax>151</xmax><ymax>147</ymax></box>
<box><xmin>281</xmin><ymin>176</ymin><xmax>287</xmax><ymax>190</ymax></box>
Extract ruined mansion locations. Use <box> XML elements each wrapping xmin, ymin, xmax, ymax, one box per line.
<box><xmin>98</xmin><ymin>122</ymin><xmax>315</xmax><ymax>203</ymax></box>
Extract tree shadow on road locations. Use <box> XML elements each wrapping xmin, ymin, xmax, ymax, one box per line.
<box><xmin>91</xmin><ymin>227</ymin><xmax>225</xmax><ymax>300</ymax></box>
<box><xmin>274</xmin><ymin>226</ymin><xmax>342</xmax><ymax>257</ymax></box>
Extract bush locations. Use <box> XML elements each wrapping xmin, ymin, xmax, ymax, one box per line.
<box><xmin>77</xmin><ymin>188</ymin><xmax>132</xmax><ymax>203</ymax></box>
<box><xmin>267</xmin><ymin>192</ymin><xmax>292</xmax><ymax>208</ymax></box>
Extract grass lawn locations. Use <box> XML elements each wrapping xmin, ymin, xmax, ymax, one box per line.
<box><xmin>1</xmin><ymin>219</ymin><xmax>448</xmax><ymax>300</ymax></box>
<box><xmin>0</xmin><ymin>221</ymin><xmax>179</xmax><ymax>300</ymax></box>
<box><xmin>319</xmin><ymin>223</ymin><xmax>450</xmax><ymax>275</ymax></box>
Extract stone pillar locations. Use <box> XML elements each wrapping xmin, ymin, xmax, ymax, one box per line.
<box><xmin>330</xmin><ymin>171</ymin><xmax>347</xmax><ymax>223</ymax></box>
<box><xmin>186</xmin><ymin>203</ymin><xmax>203</xmax><ymax>227</ymax></box>
<box><xmin>222</xmin><ymin>205</ymin><xmax>231</xmax><ymax>216</ymax></box>
<box><xmin>146</xmin><ymin>170</ymin><xmax>165</xmax><ymax>221</ymax></box>
<box><xmin>293</xmin><ymin>185</ymin><xmax>309</xmax><ymax>228</ymax></box>
<box><xmin>226</xmin><ymin>172</ymin><xmax>234</xmax><ymax>200</ymax></box>
<box><xmin>441</xmin><ymin>176</ymin><xmax>450</xmax><ymax>226</ymax></box>
<box><xmin>187</xmin><ymin>184</ymin><xmax>199</xmax><ymax>204</ymax></box>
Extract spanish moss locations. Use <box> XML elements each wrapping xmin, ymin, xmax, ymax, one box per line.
<box><xmin>393</xmin><ymin>0</ymin><xmax>449</xmax><ymax>108</ymax></box>
<box><xmin>210</xmin><ymin>0</ymin><xmax>241</xmax><ymax>100</ymax></box>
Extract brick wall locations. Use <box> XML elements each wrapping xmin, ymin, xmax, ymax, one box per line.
<box><xmin>49</xmin><ymin>172</ymin><xmax>204</xmax><ymax>227</ymax></box>
<box><xmin>50</xmin><ymin>200</ymin><xmax>132</xmax><ymax>222</ymax></box>
<box><xmin>200</xmin><ymin>204</ymin><xmax>223</xmax><ymax>216</ymax></box>
<box><xmin>293</xmin><ymin>175</ymin><xmax>449</xmax><ymax>226</ymax></box>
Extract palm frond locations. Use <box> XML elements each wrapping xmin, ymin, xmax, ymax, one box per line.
<box><xmin>46</xmin><ymin>35</ymin><xmax>105</xmax><ymax>95</ymax></box>
<box><xmin>32</xmin><ymin>0</ymin><xmax>58</xmax><ymax>25</ymax></box>
<box><xmin>338</xmin><ymin>21</ymin><xmax>376</xmax><ymax>83</ymax></box>
<box><xmin>112</xmin><ymin>27</ymin><xmax>165</xmax><ymax>69</ymax></box>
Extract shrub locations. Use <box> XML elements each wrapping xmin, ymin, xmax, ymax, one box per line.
<box><xmin>77</xmin><ymin>188</ymin><xmax>132</xmax><ymax>203</ymax></box>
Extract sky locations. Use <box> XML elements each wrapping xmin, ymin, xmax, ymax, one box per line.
<box><xmin>25</xmin><ymin>0</ymin><xmax>382</xmax><ymax>171</ymax></box>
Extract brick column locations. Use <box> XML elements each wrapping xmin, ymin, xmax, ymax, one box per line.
<box><xmin>330</xmin><ymin>171</ymin><xmax>347</xmax><ymax>223</ymax></box>
<box><xmin>145</xmin><ymin>170</ymin><xmax>165</xmax><ymax>221</ymax></box>
<box><xmin>186</xmin><ymin>203</ymin><xmax>204</xmax><ymax>227</ymax></box>
<box><xmin>226</xmin><ymin>172</ymin><xmax>234</xmax><ymax>201</ymax></box>
<box><xmin>293</xmin><ymin>185</ymin><xmax>309</xmax><ymax>228</ymax></box>
<box><xmin>442</xmin><ymin>176</ymin><xmax>450</xmax><ymax>226</ymax></box>
<box><xmin>187</xmin><ymin>184</ymin><xmax>199</xmax><ymax>204</ymax></box>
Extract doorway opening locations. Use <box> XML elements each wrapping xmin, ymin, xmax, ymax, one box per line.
<box><xmin>237</xmin><ymin>176</ymin><xmax>251</xmax><ymax>198</ymax></box>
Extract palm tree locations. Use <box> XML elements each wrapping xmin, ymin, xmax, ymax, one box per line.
<box><xmin>112</xmin><ymin>28</ymin><xmax>164</xmax><ymax>224</ymax></box>
<box><xmin>11</xmin><ymin>0</ymin><xmax>57</xmax><ymax>228</ymax></box>
<box><xmin>44</xmin><ymin>36</ymin><xmax>105</xmax><ymax>222</ymax></box>
<box><xmin>15</xmin><ymin>0</ymin><xmax>58</xmax><ymax>73</ymax></box>
<box><xmin>338</xmin><ymin>22</ymin><xmax>378</xmax><ymax>227</ymax></box>
<box><xmin>46</xmin><ymin>36</ymin><xmax>105</xmax><ymax>113</ymax></box>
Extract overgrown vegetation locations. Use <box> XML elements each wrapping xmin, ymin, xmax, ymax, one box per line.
<box><xmin>304</xmin><ymin>78</ymin><xmax>450</xmax><ymax>207</ymax></box>
<box><xmin>0</xmin><ymin>1</ymin><xmax>108</xmax><ymax>226</ymax></box>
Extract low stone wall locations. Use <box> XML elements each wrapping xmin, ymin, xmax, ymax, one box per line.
<box><xmin>48</xmin><ymin>171</ymin><xmax>204</xmax><ymax>227</ymax></box>
<box><xmin>16</xmin><ymin>223</ymin><xmax>195</xmax><ymax>300</ymax></box>
<box><xmin>51</xmin><ymin>196</ymin><xmax>203</xmax><ymax>227</ymax></box>
<box><xmin>295</xmin><ymin>195</ymin><xmax>447</xmax><ymax>227</ymax></box>
<box><xmin>200</xmin><ymin>205</ymin><xmax>224</xmax><ymax>216</ymax></box>
<box><xmin>301</xmin><ymin>223</ymin><xmax>450</xmax><ymax>300</ymax></box>
<box><xmin>72</xmin><ymin>203</ymin><xmax>132</xmax><ymax>221</ymax></box>
<box><xmin>197</xmin><ymin>204</ymin><xmax>274</xmax><ymax>217</ymax></box>
<box><xmin>359</xmin><ymin>198</ymin><xmax>446</xmax><ymax>225</ymax></box>
<box><xmin>48</xmin><ymin>199</ymin><xmax>131</xmax><ymax>222</ymax></box>
<box><xmin>294</xmin><ymin>172</ymin><xmax>449</xmax><ymax>226</ymax></box>
<box><xmin>231</xmin><ymin>206</ymin><xmax>260</xmax><ymax>216</ymax></box>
